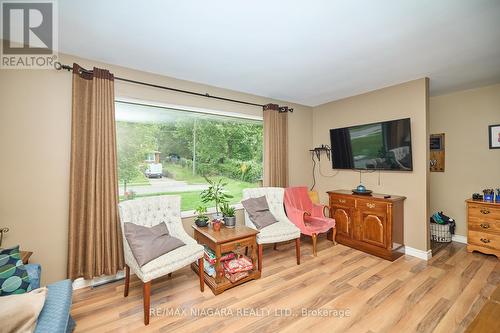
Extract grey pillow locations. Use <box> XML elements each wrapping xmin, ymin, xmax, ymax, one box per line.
<box><xmin>241</xmin><ymin>196</ymin><xmax>278</xmax><ymax>230</ymax></box>
<box><xmin>124</xmin><ymin>222</ymin><xmax>185</xmax><ymax>267</ymax></box>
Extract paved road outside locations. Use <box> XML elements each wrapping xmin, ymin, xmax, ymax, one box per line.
<box><xmin>119</xmin><ymin>177</ymin><xmax>208</xmax><ymax>195</ymax></box>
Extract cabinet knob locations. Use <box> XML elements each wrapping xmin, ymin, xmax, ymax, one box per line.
<box><xmin>366</xmin><ymin>203</ymin><xmax>376</xmax><ymax>209</ymax></box>
<box><xmin>480</xmin><ymin>238</ymin><xmax>491</xmax><ymax>244</ymax></box>
<box><xmin>480</xmin><ymin>209</ymin><xmax>490</xmax><ymax>214</ymax></box>
<box><xmin>480</xmin><ymin>223</ymin><xmax>490</xmax><ymax>229</ymax></box>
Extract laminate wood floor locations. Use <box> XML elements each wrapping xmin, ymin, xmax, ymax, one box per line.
<box><xmin>72</xmin><ymin>238</ymin><xmax>500</xmax><ymax>333</ymax></box>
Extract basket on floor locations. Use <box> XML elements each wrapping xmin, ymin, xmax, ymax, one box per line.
<box><xmin>430</xmin><ymin>222</ymin><xmax>452</xmax><ymax>243</ymax></box>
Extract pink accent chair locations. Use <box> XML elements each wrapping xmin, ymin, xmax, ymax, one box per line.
<box><xmin>284</xmin><ymin>187</ymin><xmax>336</xmax><ymax>256</ymax></box>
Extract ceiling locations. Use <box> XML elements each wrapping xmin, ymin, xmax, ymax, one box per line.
<box><xmin>59</xmin><ymin>0</ymin><xmax>500</xmax><ymax>106</ymax></box>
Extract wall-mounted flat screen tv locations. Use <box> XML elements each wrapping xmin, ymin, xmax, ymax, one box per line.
<box><xmin>330</xmin><ymin>118</ymin><xmax>412</xmax><ymax>171</ymax></box>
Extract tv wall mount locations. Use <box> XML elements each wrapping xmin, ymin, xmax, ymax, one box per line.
<box><xmin>309</xmin><ymin>144</ymin><xmax>331</xmax><ymax>161</ymax></box>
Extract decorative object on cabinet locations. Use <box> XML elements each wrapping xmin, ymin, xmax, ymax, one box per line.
<box><xmin>328</xmin><ymin>190</ymin><xmax>406</xmax><ymax>261</ymax></box>
<box><xmin>429</xmin><ymin>133</ymin><xmax>445</xmax><ymax>172</ymax></box>
<box><xmin>483</xmin><ymin>189</ymin><xmax>495</xmax><ymax>203</ymax></box>
<box><xmin>466</xmin><ymin>199</ymin><xmax>500</xmax><ymax>259</ymax></box>
<box><xmin>488</xmin><ymin>124</ymin><xmax>500</xmax><ymax>149</ymax></box>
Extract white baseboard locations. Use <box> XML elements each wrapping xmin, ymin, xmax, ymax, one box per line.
<box><xmin>452</xmin><ymin>234</ymin><xmax>467</xmax><ymax>244</ymax></box>
<box><xmin>405</xmin><ymin>246</ymin><xmax>432</xmax><ymax>260</ymax></box>
<box><xmin>72</xmin><ymin>270</ymin><xmax>125</xmax><ymax>290</ymax></box>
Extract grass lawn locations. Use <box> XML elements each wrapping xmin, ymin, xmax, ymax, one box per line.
<box><xmin>120</xmin><ymin>163</ymin><xmax>259</xmax><ymax>211</ymax></box>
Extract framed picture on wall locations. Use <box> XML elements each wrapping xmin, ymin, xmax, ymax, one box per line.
<box><xmin>489</xmin><ymin>124</ymin><xmax>500</xmax><ymax>149</ymax></box>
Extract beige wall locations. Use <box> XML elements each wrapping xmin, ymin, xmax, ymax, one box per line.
<box><xmin>0</xmin><ymin>53</ymin><xmax>313</xmax><ymax>284</ymax></box>
<box><xmin>429</xmin><ymin>84</ymin><xmax>500</xmax><ymax>237</ymax></box>
<box><xmin>312</xmin><ymin>78</ymin><xmax>430</xmax><ymax>252</ymax></box>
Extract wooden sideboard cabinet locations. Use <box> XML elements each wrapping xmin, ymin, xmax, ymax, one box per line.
<box><xmin>328</xmin><ymin>190</ymin><xmax>406</xmax><ymax>261</ymax></box>
<box><xmin>466</xmin><ymin>199</ymin><xmax>500</xmax><ymax>259</ymax></box>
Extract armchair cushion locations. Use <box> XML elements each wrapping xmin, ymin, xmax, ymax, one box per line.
<box><xmin>241</xmin><ymin>196</ymin><xmax>278</xmax><ymax>229</ymax></box>
<box><xmin>124</xmin><ymin>222</ymin><xmax>185</xmax><ymax>267</ymax></box>
<box><xmin>133</xmin><ymin>244</ymin><xmax>204</xmax><ymax>282</ymax></box>
<box><xmin>255</xmin><ymin>221</ymin><xmax>301</xmax><ymax>244</ymax></box>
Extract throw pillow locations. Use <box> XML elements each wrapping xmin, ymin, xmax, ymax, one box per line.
<box><xmin>0</xmin><ymin>287</ymin><xmax>47</xmax><ymax>333</ymax></box>
<box><xmin>241</xmin><ymin>196</ymin><xmax>278</xmax><ymax>229</ymax></box>
<box><xmin>124</xmin><ymin>222</ymin><xmax>185</xmax><ymax>267</ymax></box>
<box><xmin>0</xmin><ymin>246</ymin><xmax>32</xmax><ymax>296</ymax></box>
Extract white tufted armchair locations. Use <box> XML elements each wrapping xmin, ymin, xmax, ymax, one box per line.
<box><xmin>118</xmin><ymin>195</ymin><xmax>204</xmax><ymax>325</ymax></box>
<box><xmin>242</xmin><ymin>187</ymin><xmax>301</xmax><ymax>273</ymax></box>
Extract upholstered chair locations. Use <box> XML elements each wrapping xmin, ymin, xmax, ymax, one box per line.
<box><xmin>284</xmin><ymin>186</ymin><xmax>336</xmax><ymax>256</ymax></box>
<box><xmin>242</xmin><ymin>187</ymin><xmax>301</xmax><ymax>273</ymax></box>
<box><xmin>118</xmin><ymin>195</ymin><xmax>204</xmax><ymax>325</ymax></box>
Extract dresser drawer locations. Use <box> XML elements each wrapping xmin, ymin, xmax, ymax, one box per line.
<box><xmin>330</xmin><ymin>196</ymin><xmax>355</xmax><ymax>208</ymax></box>
<box><xmin>468</xmin><ymin>204</ymin><xmax>500</xmax><ymax>221</ymax></box>
<box><xmin>468</xmin><ymin>217</ymin><xmax>500</xmax><ymax>234</ymax></box>
<box><xmin>220</xmin><ymin>237</ymin><xmax>255</xmax><ymax>253</ymax></box>
<box><xmin>357</xmin><ymin>199</ymin><xmax>388</xmax><ymax>212</ymax></box>
<box><xmin>468</xmin><ymin>230</ymin><xmax>500</xmax><ymax>250</ymax></box>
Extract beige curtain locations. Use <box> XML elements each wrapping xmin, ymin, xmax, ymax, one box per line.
<box><xmin>263</xmin><ymin>103</ymin><xmax>289</xmax><ymax>187</ymax></box>
<box><xmin>68</xmin><ymin>63</ymin><xmax>124</xmax><ymax>280</ymax></box>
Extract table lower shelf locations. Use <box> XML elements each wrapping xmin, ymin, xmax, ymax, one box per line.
<box><xmin>191</xmin><ymin>262</ymin><xmax>261</xmax><ymax>295</ymax></box>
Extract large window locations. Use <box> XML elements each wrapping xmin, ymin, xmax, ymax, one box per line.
<box><xmin>115</xmin><ymin>101</ymin><xmax>263</xmax><ymax>212</ymax></box>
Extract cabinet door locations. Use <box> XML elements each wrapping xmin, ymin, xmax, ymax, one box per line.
<box><xmin>360</xmin><ymin>211</ymin><xmax>387</xmax><ymax>248</ymax></box>
<box><xmin>332</xmin><ymin>206</ymin><xmax>353</xmax><ymax>238</ymax></box>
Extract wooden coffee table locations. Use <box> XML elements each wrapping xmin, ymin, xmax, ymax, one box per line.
<box><xmin>191</xmin><ymin>224</ymin><xmax>260</xmax><ymax>295</ymax></box>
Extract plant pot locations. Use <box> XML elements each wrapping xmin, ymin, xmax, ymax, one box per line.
<box><xmin>195</xmin><ymin>218</ymin><xmax>208</xmax><ymax>227</ymax></box>
<box><xmin>223</xmin><ymin>216</ymin><xmax>236</xmax><ymax>228</ymax></box>
<box><xmin>212</xmin><ymin>221</ymin><xmax>221</xmax><ymax>232</ymax></box>
<box><xmin>496</xmin><ymin>195</ymin><xmax>500</xmax><ymax>203</ymax></box>
<box><xmin>212</xmin><ymin>212</ymin><xmax>224</xmax><ymax>220</ymax></box>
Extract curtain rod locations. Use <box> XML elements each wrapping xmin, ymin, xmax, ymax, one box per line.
<box><xmin>54</xmin><ymin>62</ymin><xmax>293</xmax><ymax>111</ymax></box>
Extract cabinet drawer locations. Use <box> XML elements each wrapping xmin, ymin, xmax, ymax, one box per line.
<box><xmin>468</xmin><ymin>205</ymin><xmax>500</xmax><ymax>221</ymax></box>
<box><xmin>468</xmin><ymin>217</ymin><xmax>500</xmax><ymax>234</ymax></box>
<box><xmin>220</xmin><ymin>237</ymin><xmax>255</xmax><ymax>253</ymax></box>
<box><xmin>468</xmin><ymin>230</ymin><xmax>500</xmax><ymax>250</ymax></box>
<box><xmin>330</xmin><ymin>196</ymin><xmax>355</xmax><ymax>208</ymax></box>
<box><xmin>357</xmin><ymin>199</ymin><xmax>388</xmax><ymax>212</ymax></box>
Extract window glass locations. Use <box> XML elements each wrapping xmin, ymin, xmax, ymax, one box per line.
<box><xmin>115</xmin><ymin>101</ymin><xmax>263</xmax><ymax>212</ymax></box>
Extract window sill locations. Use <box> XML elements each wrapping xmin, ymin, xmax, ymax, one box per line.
<box><xmin>181</xmin><ymin>203</ymin><xmax>244</xmax><ymax>219</ymax></box>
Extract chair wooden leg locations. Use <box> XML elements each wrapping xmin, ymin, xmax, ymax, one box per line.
<box><xmin>143</xmin><ymin>281</ymin><xmax>151</xmax><ymax>325</ymax></box>
<box><xmin>332</xmin><ymin>227</ymin><xmax>337</xmax><ymax>245</ymax></box>
<box><xmin>198</xmin><ymin>258</ymin><xmax>204</xmax><ymax>292</ymax></box>
<box><xmin>312</xmin><ymin>233</ymin><xmax>317</xmax><ymax>257</ymax></box>
<box><xmin>273</xmin><ymin>243</ymin><xmax>278</xmax><ymax>250</ymax></box>
<box><xmin>258</xmin><ymin>244</ymin><xmax>263</xmax><ymax>273</ymax></box>
<box><xmin>295</xmin><ymin>238</ymin><xmax>301</xmax><ymax>265</ymax></box>
<box><xmin>245</xmin><ymin>247</ymin><xmax>248</xmax><ymax>256</ymax></box>
<box><xmin>124</xmin><ymin>265</ymin><xmax>130</xmax><ymax>297</ymax></box>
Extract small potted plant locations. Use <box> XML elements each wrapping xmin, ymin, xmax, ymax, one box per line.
<box><xmin>496</xmin><ymin>188</ymin><xmax>500</xmax><ymax>203</ymax></box>
<box><xmin>194</xmin><ymin>205</ymin><xmax>209</xmax><ymax>227</ymax></box>
<box><xmin>221</xmin><ymin>202</ymin><xmax>236</xmax><ymax>228</ymax></box>
<box><xmin>200</xmin><ymin>177</ymin><xmax>233</xmax><ymax>221</ymax></box>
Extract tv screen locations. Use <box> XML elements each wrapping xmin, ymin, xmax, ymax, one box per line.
<box><xmin>330</xmin><ymin>118</ymin><xmax>412</xmax><ymax>171</ymax></box>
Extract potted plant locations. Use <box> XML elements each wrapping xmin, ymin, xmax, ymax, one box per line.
<box><xmin>200</xmin><ymin>177</ymin><xmax>233</xmax><ymax>221</ymax></box>
<box><xmin>194</xmin><ymin>205</ymin><xmax>209</xmax><ymax>227</ymax></box>
<box><xmin>221</xmin><ymin>202</ymin><xmax>236</xmax><ymax>228</ymax></box>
